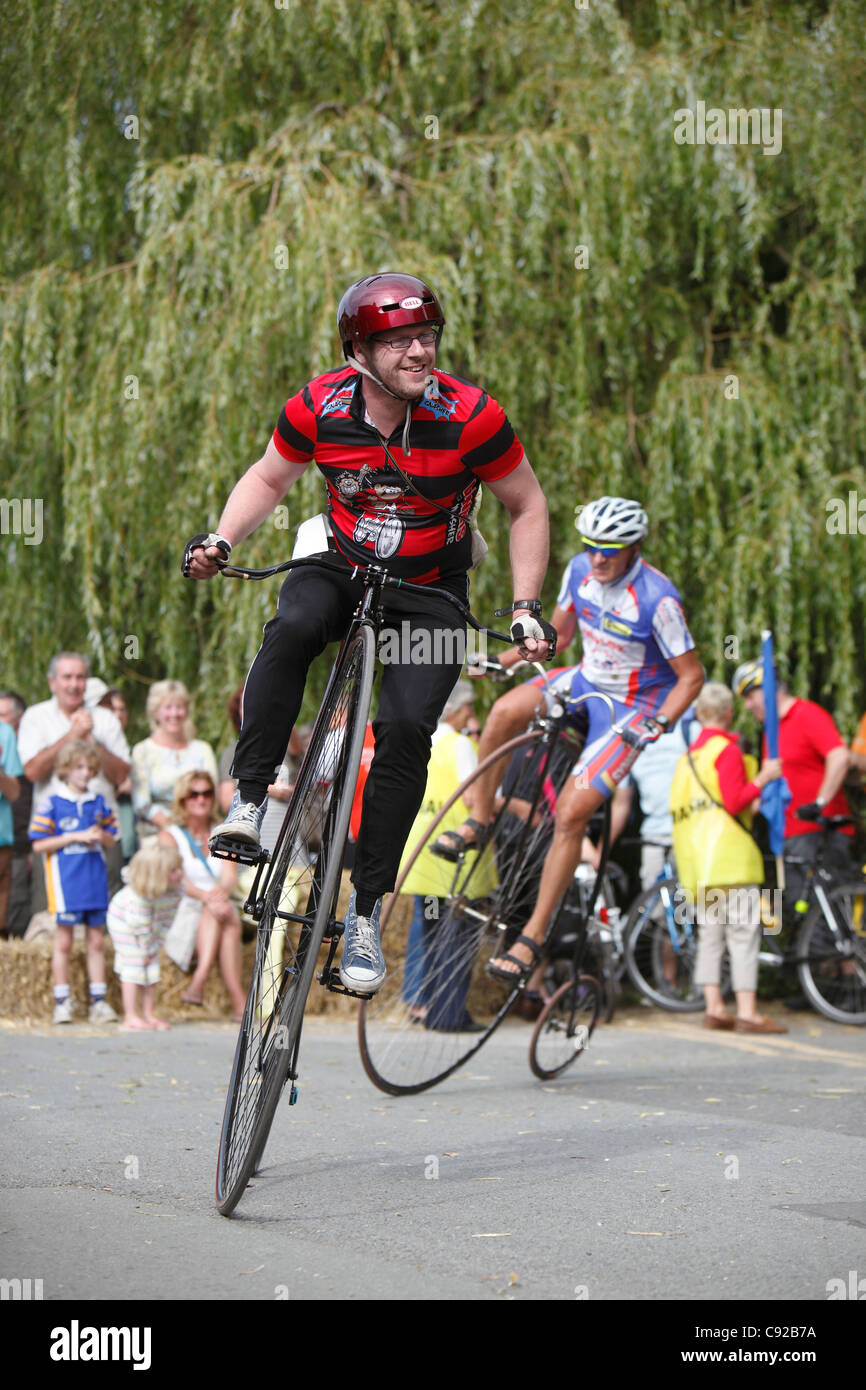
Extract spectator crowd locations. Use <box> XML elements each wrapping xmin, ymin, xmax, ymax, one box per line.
<box><xmin>0</xmin><ymin>639</ymin><xmax>863</xmax><ymax>1035</ymax></box>
<box><xmin>0</xmin><ymin>654</ymin><xmax>292</xmax><ymax>1029</ymax></box>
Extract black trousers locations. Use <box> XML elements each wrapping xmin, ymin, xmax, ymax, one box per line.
<box><xmin>234</xmin><ymin>555</ymin><xmax>467</xmax><ymax>897</ymax></box>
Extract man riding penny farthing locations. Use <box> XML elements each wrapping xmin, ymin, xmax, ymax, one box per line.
<box><xmin>182</xmin><ymin>271</ymin><xmax>557</xmax><ymax>997</ymax></box>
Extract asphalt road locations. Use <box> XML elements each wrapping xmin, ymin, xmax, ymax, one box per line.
<box><xmin>2</xmin><ymin>1005</ymin><xmax>864</xmax><ymax>1310</ymax></box>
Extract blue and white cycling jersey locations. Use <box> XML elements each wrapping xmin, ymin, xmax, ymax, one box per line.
<box><xmin>556</xmin><ymin>552</ymin><xmax>694</xmax><ymax>707</ymax></box>
<box><xmin>29</xmin><ymin>785</ymin><xmax>116</xmax><ymax>914</ymax></box>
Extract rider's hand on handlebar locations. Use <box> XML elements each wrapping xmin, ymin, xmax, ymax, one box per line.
<box><xmin>509</xmin><ymin>614</ymin><xmax>558</xmax><ymax>662</ymax></box>
<box><xmin>796</xmin><ymin>800</ymin><xmax>825</xmax><ymax>823</ymax></box>
<box><xmin>620</xmin><ymin>716</ymin><xmax>664</xmax><ymax>750</ymax></box>
<box><xmin>182</xmin><ymin>532</ymin><xmax>233</xmax><ymax>579</ymax></box>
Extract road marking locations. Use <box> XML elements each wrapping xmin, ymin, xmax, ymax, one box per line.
<box><xmin>636</xmin><ymin>1023</ymin><xmax>866</xmax><ymax>1070</ymax></box>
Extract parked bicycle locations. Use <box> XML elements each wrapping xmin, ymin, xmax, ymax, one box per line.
<box><xmin>623</xmin><ymin>820</ymin><xmax>866</xmax><ymax>1025</ymax></box>
<box><xmin>211</xmin><ymin>555</ymin><xmax>511</xmax><ymax>1216</ymax></box>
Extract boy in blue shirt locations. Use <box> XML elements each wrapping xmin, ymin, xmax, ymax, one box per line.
<box><xmin>29</xmin><ymin>739</ymin><xmax>118</xmax><ymax>1024</ymax></box>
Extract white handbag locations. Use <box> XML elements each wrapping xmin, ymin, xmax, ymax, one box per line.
<box><xmin>163</xmin><ymin>896</ymin><xmax>203</xmax><ymax>972</ymax></box>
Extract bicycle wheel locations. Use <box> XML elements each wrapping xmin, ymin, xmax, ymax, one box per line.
<box><xmin>797</xmin><ymin>880</ymin><xmax>866</xmax><ymax>1025</ymax></box>
<box><xmin>358</xmin><ymin>726</ymin><xmax>581</xmax><ymax>1095</ymax></box>
<box><xmin>624</xmin><ymin>880</ymin><xmax>705</xmax><ymax>1011</ymax></box>
<box><xmin>529</xmin><ymin>974</ymin><xmax>600</xmax><ymax>1080</ymax></box>
<box><xmin>216</xmin><ymin>624</ymin><xmax>375</xmax><ymax>1215</ymax></box>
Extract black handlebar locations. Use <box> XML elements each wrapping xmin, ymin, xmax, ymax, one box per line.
<box><xmin>219</xmin><ymin>554</ymin><xmax>514</xmax><ymax>644</ymax></box>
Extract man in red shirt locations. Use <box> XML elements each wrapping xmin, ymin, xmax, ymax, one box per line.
<box><xmin>732</xmin><ymin>660</ymin><xmax>853</xmax><ymax>902</ymax></box>
<box><xmin>183</xmin><ymin>272</ymin><xmax>555</xmax><ymax>995</ymax></box>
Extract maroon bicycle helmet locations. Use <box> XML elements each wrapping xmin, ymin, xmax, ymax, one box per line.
<box><xmin>337</xmin><ymin>273</ymin><xmax>445</xmax><ymax>358</ymax></box>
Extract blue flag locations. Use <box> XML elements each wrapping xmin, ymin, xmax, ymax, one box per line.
<box><xmin>759</xmin><ymin>630</ymin><xmax>791</xmax><ymax>879</ymax></box>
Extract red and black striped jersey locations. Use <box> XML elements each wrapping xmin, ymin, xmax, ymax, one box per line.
<box><xmin>272</xmin><ymin>365</ymin><xmax>524</xmax><ymax>582</ymax></box>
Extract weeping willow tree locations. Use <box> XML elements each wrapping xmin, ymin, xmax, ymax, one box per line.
<box><xmin>2</xmin><ymin>0</ymin><xmax>865</xmax><ymax>746</ymax></box>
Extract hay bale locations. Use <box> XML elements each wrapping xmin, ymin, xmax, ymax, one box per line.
<box><xmin>0</xmin><ymin>872</ymin><xmax>418</xmax><ymax>1024</ymax></box>
<box><xmin>0</xmin><ymin>935</ymin><xmax>123</xmax><ymax>1023</ymax></box>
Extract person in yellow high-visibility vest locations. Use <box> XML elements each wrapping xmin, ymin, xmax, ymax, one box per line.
<box><xmin>670</xmin><ymin>683</ymin><xmax>786</xmax><ymax>1033</ymax></box>
<box><xmin>398</xmin><ymin>680</ymin><xmax>497</xmax><ymax>1031</ymax></box>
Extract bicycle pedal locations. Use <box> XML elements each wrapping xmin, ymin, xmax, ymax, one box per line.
<box><xmin>317</xmin><ymin>965</ymin><xmax>370</xmax><ymax>1000</ymax></box>
<box><xmin>288</xmin><ymin>1084</ymin><xmax>298</xmax><ymax>1106</ymax></box>
<box><xmin>208</xmin><ymin>836</ymin><xmax>267</xmax><ymax>866</ymax></box>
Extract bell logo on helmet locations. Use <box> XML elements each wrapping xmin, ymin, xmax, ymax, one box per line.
<box><xmin>400</xmin><ymin>296</ymin><xmax>423</xmax><ymax>309</ymax></box>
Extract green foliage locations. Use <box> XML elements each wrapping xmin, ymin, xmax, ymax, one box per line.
<box><xmin>1</xmin><ymin>0</ymin><xmax>865</xmax><ymax>745</ymax></box>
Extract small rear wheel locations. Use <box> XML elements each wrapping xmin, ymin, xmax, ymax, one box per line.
<box><xmin>529</xmin><ymin>974</ymin><xmax>600</xmax><ymax>1080</ymax></box>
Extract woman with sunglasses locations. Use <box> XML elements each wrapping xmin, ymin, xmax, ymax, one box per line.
<box><xmin>159</xmin><ymin>770</ymin><xmax>246</xmax><ymax>1018</ymax></box>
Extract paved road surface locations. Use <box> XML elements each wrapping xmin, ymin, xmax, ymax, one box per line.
<box><xmin>2</xmin><ymin>1007</ymin><xmax>864</xmax><ymax>1308</ymax></box>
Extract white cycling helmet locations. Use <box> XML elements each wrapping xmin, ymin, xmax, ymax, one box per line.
<box><xmin>575</xmin><ymin>496</ymin><xmax>648</xmax><ymax>545</ymax></box>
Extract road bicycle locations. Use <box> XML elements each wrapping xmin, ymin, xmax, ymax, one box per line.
<box><xmin>357</xmin><ymin>680</ymin><xmax>655</xmax><ymax>1094</ymax></box>
<box><xmin>210</xmin><ymin>554</ymin><xmax>510</xmax><ymax>1216</ymax></box>
<box><xmin>623</xmin><ymin>820</ymin><xmax>866</xmax><ymax>1025</ymax></box>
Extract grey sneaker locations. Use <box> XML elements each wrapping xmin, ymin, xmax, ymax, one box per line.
<box><xmin>53</xmin><ymin>998</ymin><xmax>75</xmax><ymax>1025</ymax></box>
<box><xmin>339</xmin><ymin>892</ymin><xmax>386</xmax><ymax>995</ymax></box>
<box><xmin>89</xmin><ymin>999</ymin><xmax>118</xmax><ymax>1024</ymax></box>
<box><xmin>209</xmin><ymin>787</ymin><xmax>268</xmax><ymax>849</ymax></box>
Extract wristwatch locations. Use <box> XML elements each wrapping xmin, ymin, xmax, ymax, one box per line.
<box><xmin>494</xmin><ymin>599</ymin><xmax>543</xmax><ymax>617</ymax></box>
<box><xmin>655</xmin><ymin>713</ymin><xmax>670</xmax><ymax>730</ymax></box>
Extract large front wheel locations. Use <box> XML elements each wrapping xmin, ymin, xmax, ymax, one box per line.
<box><xmin>215</xmin><ymin>625</ymin><xmax>375</xmax><ymax>1215</ymax></box>
<box><xmin>358</xmin><ymin>727</ymin><xmax>580</xmax><ymax>1095</ymax></box>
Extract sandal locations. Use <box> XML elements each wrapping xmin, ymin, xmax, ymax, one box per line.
<box><xmin>487</xmin><ymin>934</ymin><xmax>542</xmax><ymax>988</ymax></box>
<box><xmin>430</xmin><ymin>818</ymin><xmax>490</xmax><ymax>862</ymax></box>
<box><xmin>180</xmin><ymin>991</ymin><xmax>204</xmax><ymax>1007</ymax></box>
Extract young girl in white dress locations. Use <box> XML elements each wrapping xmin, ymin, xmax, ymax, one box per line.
<box><xmin>107</xmin><ymin>840</ymin><xmax>183</xmax><ymax>1030</ymax></box>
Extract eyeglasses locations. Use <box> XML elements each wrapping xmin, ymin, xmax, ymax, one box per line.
<box><xmin>583</xmin><ymin>540</ymin><xmax>628</xmax><ymax>557</ymax></box>
<box><xmin>371</xmin><ymin>329</ymin><xmax>441</xmax><ymax>351</ymax></box>
<box><xmin>186</xmin><ymin>789</ymin><xmax>214</xmax><ymax>801</ymax></box>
